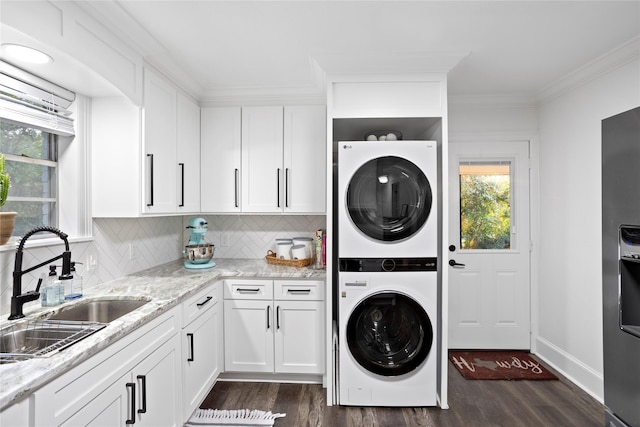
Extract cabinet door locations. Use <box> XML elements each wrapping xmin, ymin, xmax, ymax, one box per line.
<box><xmin>143</xmin><ymin>68</ymin><xmax>177</xmax><ymax>213</ymax></box>
<box><xmin>224</xmin><ymin>299</ymin><xmax>274</xmax><ymax>372</ymax></box>
<box><xmin>201</xmin><ymin>107</ymin><xmax>241</xmax><ymax>212</ymax></box>
<box><xmin>134</xmin><ymin>334</ymin><xmax>182</xmax><ymax>427</ymax></box>
<box><xmin>176</xmin><ymin>93</ymin><xmax>201</xmax><ymax>213</ymax></box>
<box><xmin>60</xmin><ymin>373</ymin><xmax>128</xmax><ymax>427</ymax></box>
<box><xmin>283</xmin><ymin>105</ymin><xmax>326</xmax><ymax>213</ymax></box>
<box><xmin>274</xmin><ymin>300</ymin><xmax>324</xmax><ymax>374</ymax></box>
<box><xmin>183</xmin><ymin>302</ymin><xmax>222</xmax><ymax>420</ymax></box>
<box><xmin>241</xmin><ymin>106</ymin><xmax>284</xmax><ymax>213</ymax></box>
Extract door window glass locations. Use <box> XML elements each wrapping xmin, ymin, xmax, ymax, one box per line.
<box><xmin>346</xmin><ymin>156</ymin><xmax>432</xmax><ymax>242</ymax></box>
<box><xmin>459</xmin><ymin>161</ymin><xmax>511</xmax><ymax>249</ymax></box>
<box><xmin>347</xmin><ymin>292</ymin><xmax>433</xmax><ymax>376</ymax></box>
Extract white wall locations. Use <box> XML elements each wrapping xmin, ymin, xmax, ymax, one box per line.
<box><xmin>536</xmin><ymin>57</ymin><xmax>640</xmax><ymax>401</ymax></box>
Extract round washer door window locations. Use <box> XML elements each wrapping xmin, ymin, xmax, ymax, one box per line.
<box><xmin>346</xmin><ymin>156</ymin><xmax>432</xmax><ymax>242</ymax></box>
<box><xmin>346</xmin><ymin>292</ymin><xmax>433</xmax><ymax>377</ymax></box>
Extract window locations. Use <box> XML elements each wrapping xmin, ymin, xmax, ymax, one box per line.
<box><xmin>459</xmin><ymin>161</ymin><xmax>512</xmax><ymax>249</ymax></box>
<box><xmin>1</xmin><ymin>120</ymin><xmax>58</xmax><ymax>237</ymax></box>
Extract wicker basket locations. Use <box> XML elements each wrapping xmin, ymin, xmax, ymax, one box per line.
<box><xmin>265</xmin><ymin>250</ymin><xmax>313</xmax><ymax>267</ymax></box>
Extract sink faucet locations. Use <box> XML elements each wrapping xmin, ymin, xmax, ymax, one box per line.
<box><xmin>9</xmin><ymin>226</ymin><xmax>72</xmax><ymax>320</ymax></box>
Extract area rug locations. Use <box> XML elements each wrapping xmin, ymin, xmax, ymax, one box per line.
<box><xmin>186</xmin><ymin>409</ymin><xmax>286</xmax><ymax>426</ymax></box>
<box><xmin>449</xmin><ymin>350</ymin><xmax>558</xmax><ymax>380</ymax></box>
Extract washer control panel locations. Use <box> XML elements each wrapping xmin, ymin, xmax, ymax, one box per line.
<box><xmin>339</xmin><ymin>257</ymin><xmax>437</xmax><ymax>272</ymax></box>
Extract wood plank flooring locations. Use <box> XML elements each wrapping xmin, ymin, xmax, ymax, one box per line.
<box><xmin>200</xmin><ymin>361</ymin><xmax>604</xmax><ymax>427</ymax></box>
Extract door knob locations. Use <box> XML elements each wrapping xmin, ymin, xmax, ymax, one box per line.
<box><xmin>449</xmin><ymin>245</ymin><xmax>456</xmax><ymax>252</ymax></box>
<box><xmin>449</xmin><ymin>259</ymin><xmax>465</xmax><ymax>267</ymax></box>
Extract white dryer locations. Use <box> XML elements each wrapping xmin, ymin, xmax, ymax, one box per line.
<box><xmin>338</xmin><ymin>140</ymin><xmax>438</xmax><ymax>259</ymax></box>
<box><xmin>338</xmin><ymin>264</ymin><xmax>438</xmax><ymax>407</ymax></box>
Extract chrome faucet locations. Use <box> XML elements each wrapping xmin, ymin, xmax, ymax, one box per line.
<box><xmin>9</xmin><ymin>226</ymin><xmax>72</xmax><ymax>320</ymax></box>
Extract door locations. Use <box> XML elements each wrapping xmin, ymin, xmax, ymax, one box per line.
<box><xmin>224</xmin><ymin>299</ymin><xmax>274</xmax><ymax>372</ymax></box>
<box><xmin>346</xmin><ymin>292</ymin><xmax>434</xmax><ymax>376</ymax></box>
<box><xmin>176</xmin><ymin>92</ymin><xmax>200</xmax><ymax>213</ymax></box>
<box><xmin>283</xmin><ymin>105</ymin><xmax>326</xmax><ymax>213</ymax></box>
<box><xmin>274</xmin><ymin>300</ymin><xmax>324</xmax><ymax>374</ymax></box>
<box><xmin>448</xmin><ymin>141</ymin><xmax>531</xmax><ymax>349</ymax></box>
<box><xmin>241</xmin><ymin>106</ymin><xmax>284</xmax><ymax>213</ymax></box>
<box><xmin>201</xmin><ymin>107</ymin><xmax>241</xmax><ymax>213</ymax></box>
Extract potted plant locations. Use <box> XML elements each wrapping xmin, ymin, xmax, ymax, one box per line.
<box><xmin>0</xmin><ymin>153</ymin><xmax>17</xmax><ymax>245</ymax></box>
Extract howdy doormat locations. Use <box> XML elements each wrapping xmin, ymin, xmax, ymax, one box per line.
<box><xmin>449</xmin><ymin>350</ymin><xmax>558</xmax><ymax>380</ymax></box>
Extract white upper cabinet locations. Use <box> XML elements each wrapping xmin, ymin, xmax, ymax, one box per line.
<box><xmin>241</xmin><ymin>106</ymin><xmax>285</xmax><ymax>213</ymax></box>
<box><xmin>143</xmin><ymin>68</ymin><xmax>177</xmax><ymax>214</ymax></box>
<box><xmin>92</xmin><ymin>67</ymin><xmax>201</xmax><ymax>217</ymax></box>
<box><xmin>176</xmin><ymin>93</ymin><xmax>201</xmax><ymax>213</ymax></box>
<box><xmin>201</xmin><ymin>107</ymin><xmax>242</xmax><ymax>213</ymax></box>
<box><xmin>283</xmin><ymin>105</ymin><xmax>326</xmax><ymax>213</ymax></box>
<box><xmin>201</xmin><ymin>105</ymin><xmax>326</xmax><ymax>214</ymax></box>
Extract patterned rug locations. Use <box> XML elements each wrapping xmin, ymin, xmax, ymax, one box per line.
<box><xmin>186</xmin><ymin>409</ymin><xmax>286</xmax><ymax>426</ymax></box>
<box><xmin>449</xmin><ymin>350</ymin><xmax>558</xmax><ymax>380</ymax></box>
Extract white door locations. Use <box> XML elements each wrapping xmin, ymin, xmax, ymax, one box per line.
<box><xmin>448</xmin><ymin>141</ymin><xmax>531</xmax><ymax>349</ymax></box>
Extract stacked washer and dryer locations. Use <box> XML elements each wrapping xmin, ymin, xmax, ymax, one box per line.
<box><xmin>337</xmin><ymin>140</ymin><xmax>439</xmax><ymax>407</ymax></box>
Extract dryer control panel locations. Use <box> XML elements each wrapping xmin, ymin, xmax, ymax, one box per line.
<box><xmin>339</xmin><ymin>257</ymin><xmax>437</xmax><ymax>272</ymax></box>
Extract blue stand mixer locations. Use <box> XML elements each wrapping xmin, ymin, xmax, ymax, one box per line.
<box><xmin>184</xmin><ymin>218</ymin><xmax>216</xmax><ymax>269</ymax></box>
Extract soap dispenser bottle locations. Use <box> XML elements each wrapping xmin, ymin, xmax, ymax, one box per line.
<box><xmin>41</xmin><ymin>265</ymin><xmax>62</xmax><ymax>307</ymax></box>
<box><xmin>64</xmin><ymin>262</ymin><xmax>82</xmax><ymax>300</ymax></box>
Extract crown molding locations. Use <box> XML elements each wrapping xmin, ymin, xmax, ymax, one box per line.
<box><xmin>537</xmin><ymin>36</ymin><xmax>640</xmax><ymax>105</ymax></box>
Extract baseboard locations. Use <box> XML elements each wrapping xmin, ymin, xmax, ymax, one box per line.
<box><xmin>534</xmin><ymin>336</ymin><xmax>604</xmax><ymax>403</ymax></box>
<box><xmin>218</xmin><ymin>372</ymin><xmax>323</xmax><ymax>384</ymax></box>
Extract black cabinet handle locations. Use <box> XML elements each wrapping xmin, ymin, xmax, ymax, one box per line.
<box><xmin>449</xmin><ymin>259</ymin><xmax>466</xmax><ymax>267</ymax></box>
<box><xmin>285</xmin><ymin>168</ymin><xmax>289</xmax><ymax>208</ymax></box>
<box><xmin>267</xmin><ymin>305</ymin><xmax>271</xmax><ymax>329</ymax></box>
<box><xmin>137</xmin><ymin>375</ymin><xmax>147</xmax><ymax>414</ymax></box>
<box><xmin>276</xmin><ymin>169</ymin><xmax>281</xmax><ymax>207</ymax></box>
<box><xmin>234</xmin><ymin>168</ymin><xmax>239</xmax><ymax>208</ymax></box>
<box><xmin>187</xmin><ymin>333</ymin><xmax>194</xmax><ymax>362</ymax></box>
<box><xmin>237</xmin><ymin>288</ymin><xmax>260</xmax><ymax>293</ymax></box>
<box><xmin>276</xmin><ymin>305</ymin><xmax>281</xmax><ymax>329</ymax></box>
<box><xmin>146</xmin><ymin>154</ymin><xmax>154</xmax><ymax>207</ymax></box>
<box><xmin>126</xmin><ymin>382</ymin><xmax>136</xmax><ymax>424</ymax></box>
<box><xmin>196</xmin><ymin>296</ymin><xmax>213</xmax><ymax>307</ymax></box>
<box><xmin>179</xmin><ymin>163</ymin><xmax>185</xmax><ymax>207</ymax></box>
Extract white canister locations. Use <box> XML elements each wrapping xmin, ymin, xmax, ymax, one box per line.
<box><xmin>291</xmin><ymin>244</ymin><xmax>307</xmax><ymax>260</ymax></box>
<box><xmin>292</xmin><ymin>237</ymin><xmax>314</xmax><ymax>258</ymax></box>
<box><xmin>276</xmin><ymin>242</ymin><xmax>293</xmax><ymax>259</ymax></box>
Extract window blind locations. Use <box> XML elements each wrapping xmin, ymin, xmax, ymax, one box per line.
<box><xmin>0</xmin><ymin>60</ymin><xmax>75</xmax><ymax>137</ymax></box>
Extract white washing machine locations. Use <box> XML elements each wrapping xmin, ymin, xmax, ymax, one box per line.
<box><xmin>338</xmin><ymin>265</ymin><xmax>438</xmax><ymax>407</ymax></box>
<box><xmin>338</xmin><ymin>140</ymin><xmax>438</xmax><ymax>259</ymax></box>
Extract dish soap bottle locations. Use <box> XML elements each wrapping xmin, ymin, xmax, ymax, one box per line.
<box><xmin>41</xmin><ymin>265</ymin><xmax>63</xmax><ymax>307</ymax></box>
<box><xmin>64</xmin><ymin>261</ymin><xmax>83</xmax><ymax>300</ymax></box>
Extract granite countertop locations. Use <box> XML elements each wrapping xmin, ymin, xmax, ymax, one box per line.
<box><xmin>0</xmin><ymin>258</ymin><xmax>326</xmax><ymax>410</ymax></box>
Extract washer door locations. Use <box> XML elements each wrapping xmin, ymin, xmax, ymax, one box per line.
<box><xmin>346</xmin><ymin>292</ymin><xmax>433</xmax><ymax>376</ymax></box>
<box><xmin>346</xmin><ymin>156</ymin><xmax>433</xmax><ymax>242</ymax></box>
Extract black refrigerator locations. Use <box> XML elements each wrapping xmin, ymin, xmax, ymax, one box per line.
<box><xmin>602</xmin><ymin>106</ymin><xmax>640</xmax><ymax>427</ymax></box>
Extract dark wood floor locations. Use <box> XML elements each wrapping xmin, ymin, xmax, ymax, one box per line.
<box><xmin>200</xmin><ymin>361</ymin><xmax>605</xmax><ymax>427</ymax></box>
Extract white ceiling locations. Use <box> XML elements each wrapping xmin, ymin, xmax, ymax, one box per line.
<box><xmin>79</xmin><ymin>0</ymin><xmax>640</xmax><ymax>103</ymax></box>
<box><xmin>5</xmin><ymin>1</ymin><xmax>640</xmax><ymax>103</ymax></box>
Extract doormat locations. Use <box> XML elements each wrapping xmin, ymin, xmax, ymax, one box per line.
<box><xmin>449</xmin><ymin>350</ymin><xmax>558</xmax><ymax>381</ymax></box>
<box><xmin>186</xmin><ymin>409</ymin><xmax>286</xmax><ymax>426</ymax></box>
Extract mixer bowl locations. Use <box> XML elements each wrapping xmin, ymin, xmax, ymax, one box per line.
<box><xmin>185</xmin><ymin>244</ymin><xmax>215</xmax><ymax>264</ymax></box>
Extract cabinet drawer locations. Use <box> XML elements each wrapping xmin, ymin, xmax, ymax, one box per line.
<box><xmin>182</xmin><ymin>282</ymin><xmax>221</xmax><ymax>327</ymax></box>
<box><xmin>224</xmin><ymin>279</ymin><xmax>273</xmax><ymax>300</ymax></box>
<box><xmin>274</xmin><ymin>280</ymin><xmax>325</xmax><ymax>301</ymax></box>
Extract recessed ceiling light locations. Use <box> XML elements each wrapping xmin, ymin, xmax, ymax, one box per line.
<box><xmin>1</xmin><ymin>44</ymin><xmax>53</xmax><ymax>65</ymax></box>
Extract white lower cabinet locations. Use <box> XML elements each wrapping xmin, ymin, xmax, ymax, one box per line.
<box><xmin>182</xmin><ymin>283</ymin><xmax>223</xmax><ymax>420</ymax></box>
<box><xmin>33</xmin><ymin>308</ymin><xmax>182</xmax><ymax>427</ymax></box>
<box><xmin>224</xmin><ymin>279</ymin><xmax>324</xmax><ymax>375</ymax></box>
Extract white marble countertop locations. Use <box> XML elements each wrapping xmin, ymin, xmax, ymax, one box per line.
<box><xmin>0</xmin><ymin>258</ymin><xmax>326</xmax><ymax>410</ymax></box>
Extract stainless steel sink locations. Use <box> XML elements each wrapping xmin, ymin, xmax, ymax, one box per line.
<box><xmin>0</xmin><ymin>320</ymin><xmax>106</xmax><ymax>364</ymax></box>
<box><xmin>47</xmin><ymin>299</ymin><xmax>149</xmax><ymax>323</ymax></box>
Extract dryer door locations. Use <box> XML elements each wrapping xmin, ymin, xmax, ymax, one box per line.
<box><xmin>346</xmin><ymin>156</ymin><xmax>433</xmax><ymax>242</ymax></box>
<box><xmin>346</xmin><ymin>292</ymin><xmax>433</xmax><ymax>376</ymax></box>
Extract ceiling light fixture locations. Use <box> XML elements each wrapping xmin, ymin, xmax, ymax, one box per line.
<box><xmin>1</xmin><ymin>44</ymin><xmax>53</xmax><ymax>65</ymax></box>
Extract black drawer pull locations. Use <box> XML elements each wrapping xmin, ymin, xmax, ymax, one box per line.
<box><xmin>237</xmin><ymin>288</ymin><xmax>260</xmax><ymax>293</ymax></box>
<box><xmin>287</xmin><ymin>289</ymin><xmax>311</xmax><ymax>294</ymax></box>
<box><xmin>197</xmin><ymin>296</ymin><xmax>213</xmax><ymax>307</ymax></box>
